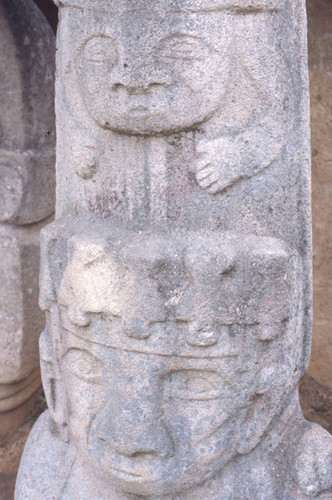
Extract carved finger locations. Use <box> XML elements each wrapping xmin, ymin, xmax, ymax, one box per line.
<box><xmin>206</xmin><ymin>179</ymin><xmax>226</xmax><ymax>194</ymax></box>
<box><xmin>195</xmin><ymin>160</ymin><xmax>213</xmax><ymax>174</ymax></box>
<box><xmin>196</xmin><ymin>167</ymin><xmax>217</xmax><ymax>182</ymax></box>
<box><xmin>198</xmin><ymin>171</ymin><xmax>220</xmax><ymax>188</ymax></box>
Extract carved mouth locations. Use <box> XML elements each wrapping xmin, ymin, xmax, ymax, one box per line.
<box><xmin>128</xmin><ymin>106</ymin><xmax>150</xmax><ymax>116</ymax></box>
<box><xmin>111</xmin><ymin>467</ymin><xmax>145</xmax><ymax>481</ymax></box>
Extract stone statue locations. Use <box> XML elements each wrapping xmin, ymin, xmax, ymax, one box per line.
<box><xmin>0</xmin><ymin>0</ymin><xmax>55</xmax><ymax>444</ymax></box>
<box><xmin>16</xmin><ymin>0</ymin><xmax>332</xmax><ymax>498</ymax></box>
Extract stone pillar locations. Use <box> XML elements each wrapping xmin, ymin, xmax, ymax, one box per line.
<box><xmin>16</xmin><ymin>0</ymin><xmax>332</xmax><ymax>498</ymax></box>
<box><xmin>0</xmin><ymin>0</ymin><xmax>55</xmax><ymax>444</ymax></box>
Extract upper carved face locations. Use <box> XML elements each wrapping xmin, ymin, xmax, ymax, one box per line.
<box><xmin>77</xmin><ymin>9</ymin><xmax>234</xmax><ymax>135</ymax></box>
<box><xmin>42</xmin><ymin>230</ymin><xmax>302</xmax><ymax>496</ymax></box>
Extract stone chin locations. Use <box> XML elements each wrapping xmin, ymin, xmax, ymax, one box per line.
<box><xmin>85</xmin><ymin>453</ymin><xmax>222</xmax><ymax>497</ymax></box>
<box><xmin>84</xmin><ymin>100</ymin><xmax>214</xmax><ymax>136</ymax></box>
<box><xmin>85</xmin><ymin>428</ymin><xmax>237</xmax><ymax>496</ymax></box>
<box><xmin>85</xmin><ymin>420</ymin><xmax>251</xmax><ymax>496</ymax></box>
<box><xmin>92</xmin><ymin>112</ymin><xmax>209</xmax><ymax>137</ymax></box>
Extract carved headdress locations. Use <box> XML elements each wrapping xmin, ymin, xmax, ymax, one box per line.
<box><xmin>54</xmin><ymin>0</ymin><xmax>285</xmax><ymax>12</ymax></box>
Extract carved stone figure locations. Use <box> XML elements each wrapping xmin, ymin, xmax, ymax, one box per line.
<box><xmin>16</xmin><ymin>0</ymin><xmax>332</xmax><ymax>498</ymax></box>
<box><xmin>0</xmin><ymin>0</ymin><xmax>55</xmax><ymax>443</ymax></box>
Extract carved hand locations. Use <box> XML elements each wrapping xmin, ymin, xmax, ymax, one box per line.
<box><xmin>195</xmin><ymin>119</ymin><xmax>284</xmax><ymax>194</ymax></box>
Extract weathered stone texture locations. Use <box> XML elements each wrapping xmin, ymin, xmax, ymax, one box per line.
<box><xmin>307</xmin><ymin>0</ymin><xmax>332</xmax><ymax>389</ymax></box>
<box><xmin>16</xmin><ymin>0</ymin><xmax>332</xmax><ymax>498</ymax></box>
<box><xmin>0</xmin><ymin>0</ymin><xmax>55</xmax><ymax>443</ymax></box>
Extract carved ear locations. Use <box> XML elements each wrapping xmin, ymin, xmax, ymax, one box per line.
<box><xmin>237</xmin><ymin>363</ymin><xmax>294</xmax><ymax>455</ymax></box>
<box><xmin>39</xmin><ymin>231</ymin><xmax>69</xmax><ymax>311</ymax></box>
<box><xmin>39</xmin><ymin>329</ymin><xmax>67</xmax><ymax>427</ymax></box>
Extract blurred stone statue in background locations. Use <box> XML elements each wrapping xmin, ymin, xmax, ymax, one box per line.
<box><xmin>0</xmin><ymin>0</ymin><xmax>55</xmax><ymax>444</ymax></box>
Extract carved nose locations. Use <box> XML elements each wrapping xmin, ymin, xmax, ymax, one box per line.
<box><xmin>110</xmin><ymin>64</ymin><xmax>170</xmax><ymax>93</ymax></box>
<box><xmin>97</xmin><ymin>401</ymin><xmax>173</xmax><ymax>459</ymax></box>
<box><xmin>111</xmin><ymin>80</ymin><xmax>167</xmax><ymax>94</ymax></box>
<box><xmin>112</xmin><ymin>420</ymin><xmax>172</xmax><ymax>458</ymax></box>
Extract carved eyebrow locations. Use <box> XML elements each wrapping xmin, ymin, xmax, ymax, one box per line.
<box><xmin>156</xmin><ymin>34</ymin><xmax>211</xmax><ymax>60</ymax></box>
<box><xmin>63</xmin><ymin>331</ymin><xmax>240</xmax><ymax>360</ymax></box>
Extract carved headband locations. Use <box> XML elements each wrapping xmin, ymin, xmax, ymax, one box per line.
<box><xmin>54</xmin><ymin>0</ymin><xmax>285</xmax><ymax>13</ymax></box>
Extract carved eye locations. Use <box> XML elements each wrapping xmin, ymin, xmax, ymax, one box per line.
<box><xmin>157</xmin><ymin>35</ymin><xmax>210</xmax><ymax>62</ymax></box>
<box><xmin>83</xmin><ymin>36</ymin><xmax>118</xmax><ymax>65</ymax></box>
<box><xmin>62</xmin><ymin>348</ymin><xmax>103</xmax><ymax>383</ymax></box>
<box><xmin>167</xmin><ymin>370</ymin><xmax>224</xmax><ymax>401</ymax></box>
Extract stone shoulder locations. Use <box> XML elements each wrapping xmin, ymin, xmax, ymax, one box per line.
<box><xmin>15</xmin><ymin>411</ymin><xmax>71</xmax><ymax>500</ymax></box>
<box><xmin>292</xmin><ymin>420</ymin><xmax>332</xmax><ymax>498</ymax></box>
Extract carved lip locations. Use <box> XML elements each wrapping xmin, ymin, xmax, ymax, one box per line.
<box><xmin>111</xmin><ymin>467</ymin><xmax>145</xmax><ymax>481</ymax></box>
<box><xmin>128</xmin><ymin>106</ymin><xmax>151</xmax><ymax>116</ymax></box>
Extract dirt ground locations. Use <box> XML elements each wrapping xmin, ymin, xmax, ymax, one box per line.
<box><xmin>299</xmin><ymin>373</ymin><xmax>332</xmax><ymax>434</ymax></box>
<box><xmin>0</xmin><ymin>390</ymin><xmax>46</xmax><ymax>500</ymax></box>
<box><xmin>0</xmin><ymin>376</ymin><xmax>331</xmax><ymax>500</ymax></box>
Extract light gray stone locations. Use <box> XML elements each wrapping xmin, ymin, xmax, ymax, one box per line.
<box><xmin>16</xmin><ymin>0</ymin><xmax>332</xmax><ymax>498</ymax></box>
<box><xmin>0</xmin><ymin>0</ymin><xmax>55</xmax><ymax>443</ymax></box>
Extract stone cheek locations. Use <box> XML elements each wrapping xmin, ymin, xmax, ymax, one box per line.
<box><xmin>15</xmin><ymin>0</ymin><xmax>332</xmax><ymax>498</ymax></box>
<box><xmin>0</xmin><ymin>0</ymin><xmax>55</xmax><ymax>444</ymax></box>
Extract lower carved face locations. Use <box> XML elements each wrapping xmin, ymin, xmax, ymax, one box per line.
<box><xmin>49</xmin><ymin>232</ymin><xmax>300</xmax><ymax>496</ymax></box>
<box><xmin>77</xmin><ymin>10</ymin><xmax>234</xmax><ymax>135</ymax></box>
<box><xmin>61</xmin><ymin>330</ymin><xmax>290</xmax><ymax>496</ymax></box>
